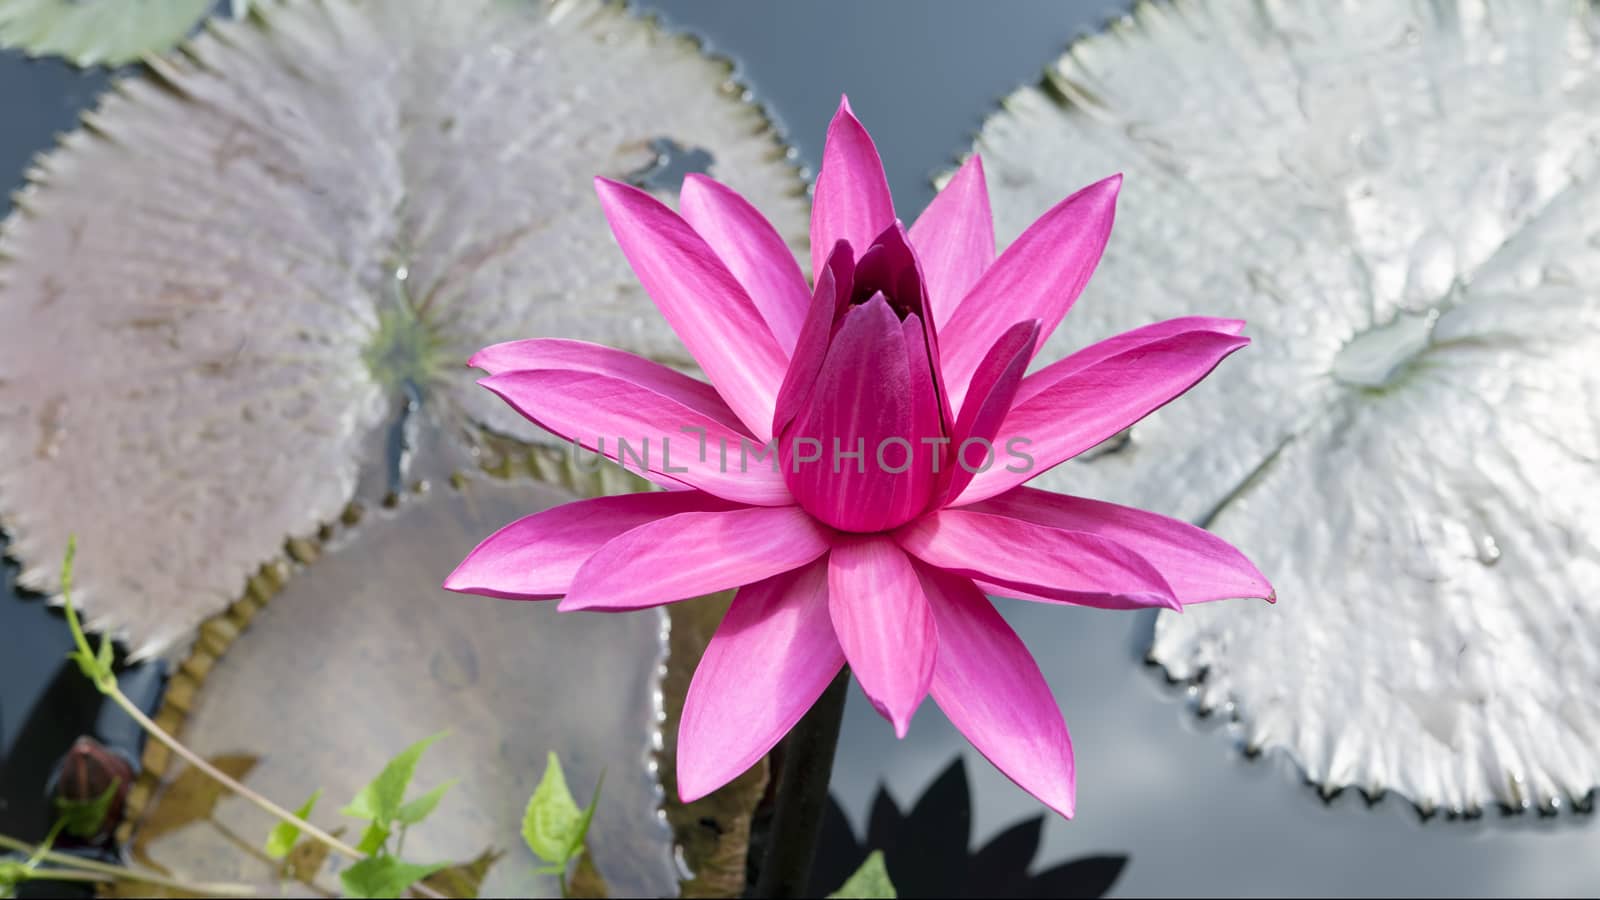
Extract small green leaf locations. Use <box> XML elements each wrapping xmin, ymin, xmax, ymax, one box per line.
<box><xmin>338</xmin><ymin>856</ymin><xmax>449</xmax><ymax>900</ymax></box>
<box><xmin>54</xmin><ymin>779</ymin><xmax>119</xmax><ymax>838</ymax></box>
<box><xmin>521</xmin><ymin>752</ymin><xmax>599</xmax><ymax>867</ymax></box>
<box><xmin>95</xmin><ymin>633</ymin><xmax>115</xmax><ymax>673</ymax></box>
<box><xmin>265</xmin><ymin>788</ymin><xmax>322</xmax><ymax>860</ymax></box>
<box><xmin>341</xmin><ymin>731</ymin><xmax>447</xmax><ymax>825</ymax></box>
<box><xmin>829</xmin><ymin>851</ymin><xmax>896</xmax><ymax>899</ymax></box>
<box><xmin>355</xmin><ymin>821</ymin><xmax>391</xmax><ymax>856</ymax></box>
<box><xmin>0</xmin><ymin>861</ymin><xmax>26</xmax><ymax>897</ymax></box>
<box><xmin>569</xmin><ymin>775</ymin><xmax>603</xmax><ymax>861</ymax></box>
<box><xmin>396</xmin><ymin>778</ymin><xmax>457</xmax><ymax>826</ymax></box>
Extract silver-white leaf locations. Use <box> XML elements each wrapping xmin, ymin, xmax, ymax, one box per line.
<box><xmin>974</xmin><ymin>0</ymin><xmax>1600</xmax><ymax>813</ymax></box>
<box><xmin>0</xmin><ymin>0</ymin><xmax>808</xmax><ymax>658</ymax></box>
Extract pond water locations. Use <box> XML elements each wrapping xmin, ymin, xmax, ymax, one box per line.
<box><xmin>4</xmin><ymin>2</ymin><xmax>1600</xmax><ymax>896</ymax></box>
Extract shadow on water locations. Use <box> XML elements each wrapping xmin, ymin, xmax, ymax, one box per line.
<box><xmin>823</xmin><ymin>603</ymin><xmax>1600</xmax><ymax>898</ymax></box>
<box><xmin>811</xmin><ymin>755</ymin><xmax>1128</xmax><ymax>898</ymax></box>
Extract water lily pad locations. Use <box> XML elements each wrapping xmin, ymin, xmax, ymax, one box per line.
<box><xmin>0</xmin><ymin>0</ymin><xmax>808</xmax><ymax>659</ymax></box>
<box><xmin>973</xmin><ymin>0</ymin><xmax>1600</xmax><ymax>813</ymax></box>
<box><xmin>129</xmin><ymin>475</ymin><xmax>676</xmax><ymax>897</ymax></box>
<box><xmin>0</xmin><ymin>0</ymin><xmax>214</xmax><ymax>67</ymax></box>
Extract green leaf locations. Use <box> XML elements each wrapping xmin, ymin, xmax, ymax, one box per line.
<box><xmin>521</xmin><ymin>752</ymin><xmax>601</xmax><ymax>867</ymax></box>
<box><xmin>338</xmin><ymin>856</ymin><xmax>450</xmax><ymax>900</ymax></box>
<box><xmin>396</xmin><ymin>778</ymin><xmax>457</xmax><ymax>826</ymax></box>
<box><xmin>341</xmin><ymin>731</ymin><xmax>447</xmax><ymax>825</ymax></box>
<box><xmin>829</xmin><ymin>851</ymin><xmax>896</xmax><ymax>899</ymax></box>
<box><xmin>265</xmin><ymin>788</ymin><xmax>322</xmax><ymax>860</ymax></box>
<box><xmin>54</xmin><ymin>779</ymin><xmax>119</xmax><ymax>838</ymax></box>
<box><xmin>95</xmin><ymin>633</ymin><xmax>115</xmax><ymax>673</ymax></box>
<box><xmin>355</xmin><ymin>821</ymin><xmax>391</xmax><ymax>856</ymax></box>
<box><xmin>0</xmin><ymin>861</ymin><xmax>25</xmax><ymax>897</ymax></box>
<box><xmin>570</xmin><ymin>775</ymin><xmax>603</xmax><ymax>861</ymax></box>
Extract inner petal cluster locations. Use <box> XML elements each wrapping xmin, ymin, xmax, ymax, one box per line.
<box><xmin>777</xmin><ymin>227</ymin><xmax>948</xmax><ymax>532</ymax></box>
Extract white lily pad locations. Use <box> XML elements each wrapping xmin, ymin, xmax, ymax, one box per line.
<box><xmin>0</xmin><ymin>0</ymin><xmax>215</xmax><ymax>67</ymax></box>
<box><xmin>974</xmin><ymin>0</ymin><xmax>1600</xmax><ymax>813</ymax></box>
<box><xmin>0</xmin><ymin>0</ymin><xmax>809</xmax><ymax>659</ymax></box>
<box><xmin>132</xmin><ymin>475</ymin><xmax>677</xmax><ymax>897</ymax></box>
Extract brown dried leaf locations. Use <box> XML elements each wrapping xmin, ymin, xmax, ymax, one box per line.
<box><xmin>129</xmin><ymin>752</ymin><xmax>259</xmax><ymax>870</ymax></box>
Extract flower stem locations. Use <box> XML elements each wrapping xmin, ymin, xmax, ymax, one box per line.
<box><xmin>0</xmin><ymin>832</ymin><xmax>257</xmax><ymax>896</ymax></box>
<box><xmin>752</xmin><ymin>667</ymin><xmax>850</xmax><ymax>899</ymax></box>
<box><xmin>103</xmin><ymin>687</ymin><xmax>365</xmax><ymax>860</ymax></box>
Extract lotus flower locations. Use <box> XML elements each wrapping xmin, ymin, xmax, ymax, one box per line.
<box><xmin>444</xmin><ymin>97</ymin><xmax>1273</xmax><ymax>817</ymax></box>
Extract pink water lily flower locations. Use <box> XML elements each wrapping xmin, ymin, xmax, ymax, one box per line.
<box><xmin>444</xmin><ymin>97</ymin><xmax>1272</xmax><ymax>817</ymax></box>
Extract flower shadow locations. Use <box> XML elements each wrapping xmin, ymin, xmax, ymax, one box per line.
<box><xmin>810</xmin><ymin>756</ymin><xmax>1129</xmax><ymax>898</ymax></box>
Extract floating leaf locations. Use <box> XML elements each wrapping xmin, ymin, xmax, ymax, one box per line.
<box><xmin>522</xmin><ymin>752</ymin><xmax>599</xmax><ymax>870</ymax></box>
<box><xmin>829</xmin><ymin>851</ymin><xmax>895</xmax><ymax>899</ymax></box>
<box><xmin>341</xmin><ymin>732</ymin><xmax>447</xmax><ymax>826</ymax></box>
<box><xmin>264</xmin><ymin>788</ymin><xmax>321</xmax><ymax>860</ymax></box>
<box><xmin>972</xmin><ymin>0</ymin><xmax>1600</xmax><ymax>813</ymax></box>
<box><xmin>339</xmin><ymin>855</ymin><xmax>450</xmax><ymax>900</ymax></box>
<box><xmin>127</xmin><ymin>478</ymin><xmax>677</xmax><ymax>896</ymax></box>
<box><xmin>0</xmin><ymin>0</ymin><xmax>809</xmax><ymax>659</ymax></box>
<box><xmin>0</xmin><ymin>0</ymin><xmax>214</xmax><ymax>66</ymax></box>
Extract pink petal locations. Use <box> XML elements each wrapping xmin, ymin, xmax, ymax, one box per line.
<box><xmin>827</xmin><ymin>537</ymin><xmax>936</xmax><ymax>737</ymax></box>
<box><xmin>561</xmin><ymin>506</ymin><xmax>831</xmax><ymax>611</ymax></box>
<box><xmin>956</xmin><ymin>330</ymin><xmax>1251</xmax><ymax>505</ymax></box>
<box><xmin>939</xmin><ymin>174</ymin><xmax>1122</xmax><ymax>410</ymax></box>
<box><xmin>678</xmin><ymin>559</ymin><xmax>843</xmax><ymax>802</ymax></box>
<box><xmin>781</xmin><ymin>296</ymin><xmax>932</xmax><ymax>532</ymax></box>
<box><xmin>918</xmin><ymin>563</ymin><xmax>1075</xmax><ymax>819</ymax></box>
<box><xmin>811</xmin><ymin>96</ymin><xmax>895</xmax><ymax>279</ymax></box>
<box><xmin>963</xmin><ymin>487</ymin><xmax>1274</xmax><ymax>604</ymax></box>
<box><xmin>941</xmin><ymin>320</ymin><xmax>1038</xmax><ymax>503</ymax></box>
<box><xmin>469</xmin><ymin>338</ymin><xmax>746</xmax><ymax>433</ymax></box>
<box><xmin>1014</xmin><ymin>316</ymin><xmax>1246</xmax><ymax>406</ymax></box>
<box><xmin>908</xmin><ymin>154</ymin><xmax>994</xmax><ymax>329</ymax></box>
<box><xmin>895</xmin><ymin>509</ymin><xmax>1178</xmax><ymax>611</ymax></box>
<box><xmin>679</xmin><ymin>174</ymin><xmax>811</xmax><ymax>355</ymax></box>
<box><xmin>594</xmin><ymin>177</ymin><xmax>787</xmax><ymax>440</ymax></box>
<box><xmin>900</xmin><ymin>313</ymin><xmax>944</xmax><ymax>508</ymax></box>
<box><xmin>855</xmin><ymin>222</ymin><xmax>956</xmax><ymax>431</ymax></box>
<box><xmin>773</xmin><ymin>240</ymin><xmax>853</xmax><ymax>436</ymax></box>
<box><xmin>442</xmin><ymin>491</ymin><xmax>740</xmax><ymax>600</ymax></box>
<box><xmin>480</xmin><ymin>368</ymin><xmax>790</xmax><ymax>507</ymax></box>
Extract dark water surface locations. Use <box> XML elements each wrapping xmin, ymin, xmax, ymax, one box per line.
<box><xmin>4</xmin><ymin>2</ymin><xmax>1600</xmax><ymax>895</ymax></box>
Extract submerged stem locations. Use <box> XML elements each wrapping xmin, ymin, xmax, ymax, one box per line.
<box><xmin>751</xmin><ymin>668</ymin><xmax>851</xmax><ymax>899</ymax></box>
